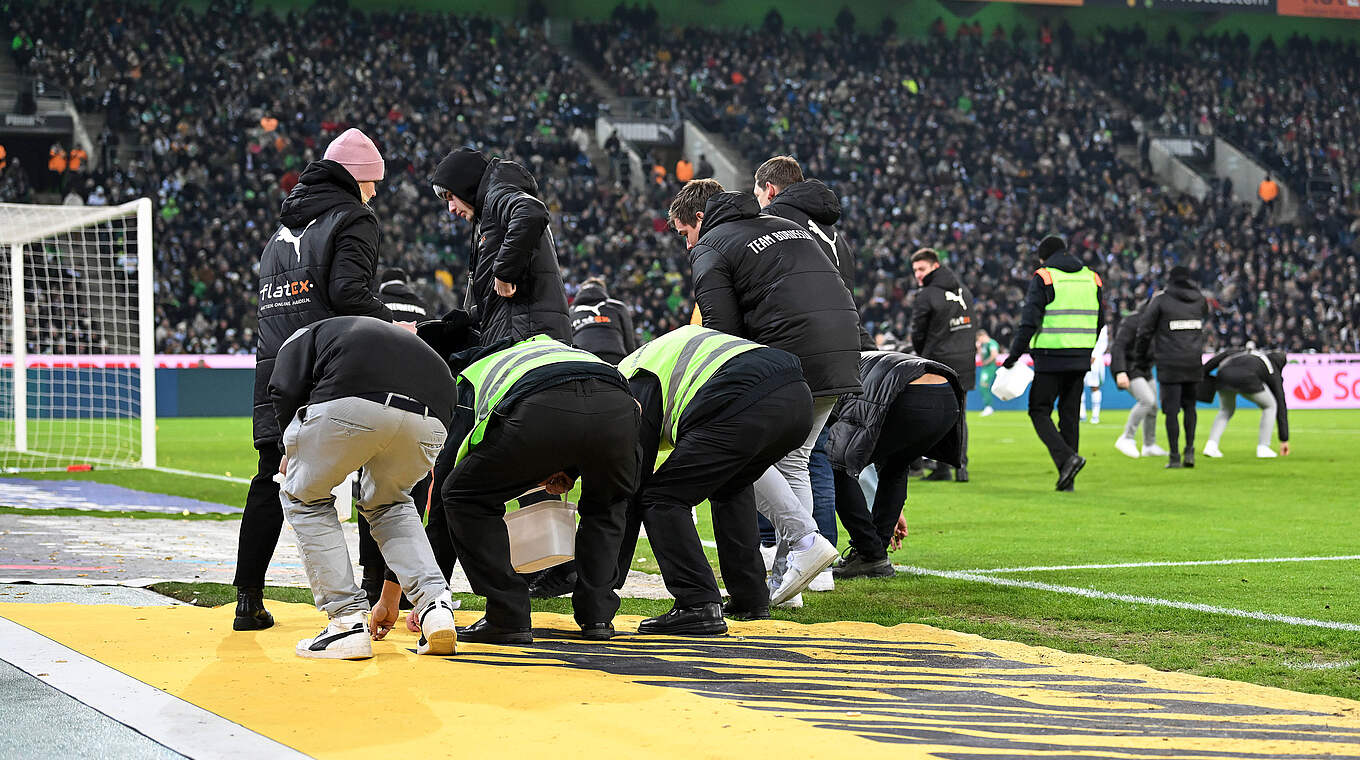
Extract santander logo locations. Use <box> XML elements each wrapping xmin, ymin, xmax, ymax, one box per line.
<box><xmin>1293</xmin><ymin>372</ymin><xmax>1323</xmax><ymax>402</ymax></box>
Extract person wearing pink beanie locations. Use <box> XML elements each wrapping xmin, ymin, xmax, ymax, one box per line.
<box><xmin>323</xmin><ymin>127</ymin><xmax>385</xmax><ymax>201</ymax></box>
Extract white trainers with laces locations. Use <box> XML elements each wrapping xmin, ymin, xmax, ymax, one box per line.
<box><xmin>807</xmin><ymin>569</ymin><xmax>834</xmax><ymax>592</ymax></box>
<box><xmin>1115</xmin><ymin>435</ymin><xmax>1140</xmax><ymax>459</ymax></box>
<box><xmin>1142</xmin><ymin>444</ymin><xmax>1169</xmax><ymax>457</ymax></box>
<box><xmin>1203</xmin><ymin>442</ymin><xmax>1224</xmax><ymax>458</ymax></box>
<box><xmin>776</xmin><ymin>593</ymin><xmax>803</xmax><ymax>609</ymax></box>
<box><xmin>296</xmin><ymin>612</ymin><xmax>372</xmax><ymax>660</ymax></box>
<box><xmin>771</xmin><ymin>534</ymin><xmax>838</xmax><ymax>606</ymax></box>
<box><xmin>1256</xmin><ymin>445</ymin><xmax>1278</xmax><ymax>458</ymax></box>
<box><xmin>980</xmin><ymin>406</ymin><xmax>995</xmax><ymax>417</ymax></box>
<box><xmin>416</xmin><ymin>593</ymin><xmax>458</xmax><ymax>656</ymax></box>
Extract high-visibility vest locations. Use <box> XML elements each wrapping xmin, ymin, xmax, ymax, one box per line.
<box><xmin>68</xmin><ymin>148</ymin><xmax>87</xmax><ymax>171</ymax></box>
<box><xmin>454</xmin><ymin>335</ymin><xmax>612</xmax><ymax>464</ymax></box>
<box><xmin>1032</xmin><ymin>267</ymin><xmax>1101</xmax><ymax>350</ymax></box>
<box><xmin>1258</xmin><ymin>180</ymin><xmax>1278</xmax><ymax>202</ymax></box>
<box><xmin>0</xmin><ymin>144</ymin><xmax>7</xmax><ymax>171</ymax></box>
<box><xmin>48</xmin><ymin>147</ymin><xmax>67</xmax><ymax>173</ymax></box>
<box><xmin>618</xmin><ymin>325</ymin><xmax>761</xmax><ymax>448</ymax></box>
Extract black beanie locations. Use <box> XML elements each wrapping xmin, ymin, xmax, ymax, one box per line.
<box><xmin>1037</xmin><ymin>235</ymin><xmax>1066</xmax><ymax>259</ymax></box>
<box><xmin>1169</xmin><ymin>265</ymin><xmax>1192</xmax><ymax>282</ymax></box>
<box><xmin>431</xmin><ymin>148</ymin><xmax>490</xmax><ymax>207</ymax></box>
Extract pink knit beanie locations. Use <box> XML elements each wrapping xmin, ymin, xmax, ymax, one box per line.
<box><xmin>323</xmin><ymin>128</ymin><xmax>385</xmax><ymax>182</ymax></box>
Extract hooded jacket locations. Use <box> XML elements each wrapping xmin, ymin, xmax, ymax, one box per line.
<box><xmin>910</xmin><ymin>265</ymin><xmax>978</xmax><ymax>390</ymax></box>
<box><xmin>763</xmin><ymin>180</ymin><xmax>875</xmax><ymax>351</ymax></box>
<box><xmin>826</xmin><ymin>351</ymin><xmax>965</xmax><ymax>477</ymax></box>
<box><xmin>689</xmin><ymin>191</ymin><xmax>861</xmax><ymax>397</ymax></box>
<box><xmin>570</xmin><ymin>282</ymin><xmax>637</xmax><ymax>364</ymax></box>
<box><xmin>1108</xmin><ymin>307</ymin><xmax>1151</xmax><ymax>380</ymax></box>
<box><xmin>378</xmin><ymin>276</ymin><xmax>429</xmax><ymax>322</ymax></box>
<box><xmin>253</xmin><ymin>159</ymin><xmax>392</xmax><ymax>446</ymax></box>
<box><xmin>1135</xmin><ymin>279</ymin><xmax>1208</xmax><ymax>384</ymax></box>
<box><xmin>1006</xmin><ymin>251</ymin><xmax>1106</xmax><ymax>373</ymax></box>
<box><xmin>1202</xmin><ymin>348</ymin><xmax>1290</xmax><ymax>442</ymax></box>
<box><xmin>467</xmin><ymin>158</ymin><xmax>570</xmax><ymax>345</ymax></box>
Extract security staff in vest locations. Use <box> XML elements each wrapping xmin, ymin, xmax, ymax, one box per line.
<box><xmin>236</xmin><ymin>128</ymin><xmax>394</xmax><ymax>631</ymax></box>
<box><xmin>269</xmin><ymin>316</ymin><xmax>457</xmax><ymax>659</ymax></box>
<box><xmin>430</xmin><ymin>147</ymin><xmax>571</xmax><ymax>345</ymax></box>
<box><xmin>909</xmin><ymin>248</ymin><xmax>977</xmax><ymax>482</ymax></box>
<box><xmin>440</xmin><ymin>334</ymin><xmax>640</xmax><ymax>644</ymax></box>
<box><xmin>1201</xmin><ymin>347</ymin><xmax>1291</xmax><ymax>459</ymax></box>
<box><xmin>617</xmin><ymin>325</ymin><xmax>813</xmax><ymax>633</ymax></box>
<box><xmin>1110</xmin><ymin>306</ymin><xmax>1168</xmax><ymax>459</ymax></box>
<box><xmin>1134</xmin><ymin>265</ymin><xmax>1208</xmax><ymax>469</ymax></box>
<box><xmin>1003</xmin><ymin>235</ymin><xmax>1105</xmax><ymax>492</ymax></box>
<box><xmin>826</xmin><ymin>351</ymin><xmax>965</xmax><ymax>580</ymax></box>
<box><xmin>570</xmin><ymin>278</ymin><xmax>637</xmax><ymax>364</ymax></box>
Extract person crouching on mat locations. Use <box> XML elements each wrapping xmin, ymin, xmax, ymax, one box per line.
<box><xmin>826</xmin><ymin>351</ymin><xmax>964</xmax><ymax>579</ymax></box>
<box><xmin>269</xmin><ymin>316</ymin><xmax>458</xmax><ymax>660</ymax></box>
<box><xmin>1202</xmin><ymin>347</ymin><xmax>1292</xmax><ymax>459</ymax></box>
<box><xmin>616</xmin><ymin>325</ymin><xmax>813</xmax><ymax>633</ymax></box>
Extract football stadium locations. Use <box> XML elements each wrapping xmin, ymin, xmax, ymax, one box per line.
<box><xmin>1</xmin><ymin>0</ymin><xmax>1358</xmax><ymax>757</ymax></box>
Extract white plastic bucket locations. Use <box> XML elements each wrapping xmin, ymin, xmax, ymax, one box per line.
<box><xmin>992</xmin><ymin>363</ymin><xmax>1035</xmax><ymax>401</ymax></box>
<box><xmin>504</xmin><ymin>500</ymin><xmax>577</xmax><ymax>573</ymax></box>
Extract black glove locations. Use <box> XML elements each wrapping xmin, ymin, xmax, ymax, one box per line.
<box><xmin>416</xmin><ymin>309</ymin><xmax>480</xmax><ymax>359</ymax></box>
<box><xmin>1002</xmin><ymin>356</ymin><xmax>1017</xmax><ymax>370</ymax></box>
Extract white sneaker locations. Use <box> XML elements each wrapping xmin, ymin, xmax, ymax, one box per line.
<box><xmin>1256</xmin><ymin>445</ymin><xmax>1278</xmax><ymax>458</ymax></box>
<box><xmin>297</xmin><ymin>612</ymin><xmax>372</xmax><ymax>660</ymax></box>
<box><xmin>807</xmin><ymin>569</ymin><xmax>834</xmax><ymax>592</ymax></box>
<box><xmin>1142</xmin><ymin>444</ymin><xmax>1169</xmax><ymax>457</ymax></box>
<box><xmin>416</xmin><ymin>594</ymin><xmax>457</xmax><ymax>656</ymax></box>
<box><xmin>1091</xmin><ymin>415</ymin><xmax>1100</xmax><ymax>424</ymax></box>
<box><xmin>776</xmin><ymin>593</ymin><xmax>803</xmax><ymax>609</ymax></box>
<box><xmin>980</xmin><ymin>406</ymin><xmax>995</xmax><ymax>417</ymax></box>
<box><xmin>1203</xmin><ymin>442</ymin><xmax>1224</xmax><ymax>458</ymax></box>
<box><xmin>771</xmin><ymin>534</ymin><xmax>838</xmax><ymax>606</ymax></box>
<box><xmin>760</xmin><ymin>544</ymin><xmax>778</xmax><ymax>573</ymax></box>
<box><xmin>1115</xmin><ymin>435</ymin><xmax>1140</xmax><ymax>459</ymax></box>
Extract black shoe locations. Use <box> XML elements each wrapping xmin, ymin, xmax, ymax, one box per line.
<box><xmin>638</xmin><ymin>603</ymin><xmax>727</xmax><ymax>635</ymax></box>
<box><xmin>457</xmin><ymin>617</ymin><xmax>533</xmax><ymax>645</ymax></box>
<box><xmin>954</xmin><ymin>466</ymin><xmax>969</xmax><ymax>483</ymax></box>
<box><xmin>232</xmin><ymin>586</ymin><xmax>274</xmax><ymax>631</ymax></box>
<box><xmin>721</xmin><ymin>601</ymin><xmax>770</xmax><ymax>621</ymax></box>
<box><xmin>1183</xmin><ymin>447</ymin><xmax>1195</xmax><ymax>468</ymax></box>
<box><xmin>528</xmin><ymin>563</ymin><xmax>578</xmax><ymax>599</ymax></box>
<box><xmin>579</xmin><ymin>622</ymin><xmax>615</xmax><ymax>640</ymax></box>
<box><xmin>1055</xmin><ymin>454</ymin><xmax>1086</xmax><ymax>491</ymax></box>
<box><xmin>832</xmin><ymin>548</ymin><xmax>895</xmax><ymax>580</ymax></box>
<box><xmin>1057</xmin><ymin>482</ymin><xmax>1074</xmax><ymax>492</ymax></box>
<box><xmin>923</xmin><ymin>466</ymin><xmax>953</xmax><ymax>481</ymax></box>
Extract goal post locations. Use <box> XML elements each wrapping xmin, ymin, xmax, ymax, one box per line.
<box><xmin>0</xmin><ymin>198</ymin><xmax>157</xmax><ymax>471</ymax></box>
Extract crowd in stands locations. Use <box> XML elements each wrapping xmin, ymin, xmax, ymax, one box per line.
<box><xmin>5</xmin><ymin>2</ymin><xmax>1358</xmax><ymax>354</ymax></box>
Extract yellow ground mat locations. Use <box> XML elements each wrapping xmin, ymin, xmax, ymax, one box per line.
<box><xmin>4</xmin><ymin>601</ymin><xmax>1360</xmax><ymax>759</ymax></box>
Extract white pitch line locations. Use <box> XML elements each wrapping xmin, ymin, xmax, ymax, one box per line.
<box><xmin>150</xmin><ymin>466</ymin><xmax>251</xmax><ymax>484</ymax></box>
<box><xmin>897</xmin><ymin>565</ymin><xmax>1360</xmax><ymax>632</ymax></box>
<box><xmin>0</xmin><ymin>615</ymin><xmax>310</xmax><ymax>759</ymax></box>
<box><xmin>966</xmin><ymin>554</ymin><xmax>1360</xmax><ymax>574</ymax></box>
<box><xmin>1285</xmin><ymin>659</ymin><xmax>1360</xmax><ymax>671</ymax></box>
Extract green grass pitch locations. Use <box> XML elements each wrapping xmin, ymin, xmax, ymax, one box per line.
<box><xmin>6</xmin><ymin>409</ymin><xmax>1360</xmax><ymax>699</ymax></box>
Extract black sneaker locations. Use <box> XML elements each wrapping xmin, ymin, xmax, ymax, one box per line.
<box><xmin>923</xmin><ymin>466</ymin><xmax>953</xmax><ymax>481</ymax></box>
<box><xmin>233</xmin><ymin>586</ymin><xmax>274</xmax><ymax>631</ymax></box>
<box><xmin>954</xmin><ymin>466</ymin><xmax>969</xmax><ymax>483</ymax></box>
<box><xmin>1183</xmin><ymin>446</ymin><xmax>1195</xmax><ymax>469</ymax></box>
<box><xmin>528</xmin><ymin>562</ymin><xmax>578</xmax><ymax>599</ymax></box>
<box><xmin>832</xmin><ymin>548</ymin><xmax>895</xmax><ymax>580</ymax></box>
<box><xmin>1166</xmin><ymin>452</ymin><xmax>1183</xmax><ymax>469</ymax></box>
<box><xmin>638</xmin><ymin>603</ymin><xmax>727</xmax><ymax>635</ymax></box>
<box><xmin>1055</xmin><ymin>454</ymin><xmax>1086</xmax><ymax>491</ymax></box>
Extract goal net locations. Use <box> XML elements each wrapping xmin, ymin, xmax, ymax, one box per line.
<box><xmin>0</xmin><ymin>199</ymin><xmax>156</xmax><ymax>472</ymax></box>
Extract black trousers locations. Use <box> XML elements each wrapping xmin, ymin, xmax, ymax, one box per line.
<box><xmin>443</xmin><ymin>380</ymin><xmax>640</xmax><ymax>628</ymax></box>
<box><xmin>835</xmin><ymin>384</ymin><xmax>959</xmax><ymax>561</ymax></box>
<box><xmin>617</xmin><ymin>381</ymin><xmax>813</xmax><ymax>609</ymax></box>
<box><xmin>1161</xmin><ymin>381</ymin><xmax>1199</xmax><ymax>452</ymax></box>
<box><xmin>1028</xmin><ymin>369</ymin><xmax>1086</xmax><ymax>469</ymax></box>
<box><xmin>234</xmin><ymin>443</ymin><xmax>283</xmax><ymax>588</ymax></box>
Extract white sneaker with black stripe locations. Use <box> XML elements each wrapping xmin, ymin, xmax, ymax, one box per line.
<box><xmin>416</xmin><ymin>594</ymin><xmax>458</xmax><ymax>656</ymax></box>
<box><xmin>296</xmin><ymin>612</ymin><xmax>372</xmax><ymax>660</ymax></box>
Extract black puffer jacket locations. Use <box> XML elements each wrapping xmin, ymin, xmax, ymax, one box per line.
<box><xmin>690</xmin><ymin>191</ymin><xmax>861</xmax><ymax>397</ymax></box>
<box><xmin>826</xmin><ymin>351</ymin><xmax>966</xmax><ymax>476</ymax></box>
<box><xmin>1108</xmin><ymin>307</ymin><xmax>1151</xmax><ymax>380</ymax></box>
<box><xmin>252</xmin><ymin>159</ymin><xmax>392</xmax><ymax>446</ymax></box>
<box><xmin>468</xmin><ymin>158</ymin><xmax>570</xmax><ymax>345</ymax></box>
<box><xmin>1135</xmin><ymin>279</ymin><xmax>1208</xmax><ymax>383</ymax></box>
<box><xmin>910</xmin><ymin>265</ymin><xmax>977</xmax><ymax>390</ymax></box>
<box><xmin>570</xmin><ymin>282</ymin><xmax>637</xmax><ymax>364</ymax></box>
<box><xmin>763</xmin><ymin>180</ymin><xmax>875</xmax><ymax>351</ymax></box>
<box><xmin>1203</xmin><ymin>348</ymin><xmax>1290</xmax><ymax>441</ymax></box>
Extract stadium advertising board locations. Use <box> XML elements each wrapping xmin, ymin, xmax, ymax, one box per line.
<box><xmin>1085</xmin><ymin>0</ymin><xmax>1276</xmax><ymax>11</ymax></box>
<box><xmin>1281</xmin><ymin>355</ymin><xmax>1360</xmax><ymax>409</ymax></box>
<box><xmin>1277</xmin><ymin>0</ymin><xmax>1360</xmax><ymax>18</ymax></box>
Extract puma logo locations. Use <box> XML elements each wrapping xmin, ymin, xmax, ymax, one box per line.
<box><xmin>276</xmin><ymin>219</ymin><xmax>317</xmax><ymax>261</ymax></box>
<box><xmin>945</xmin><ymin>289</ymin><xmax>968</xmax><ymax>309</ymax></box>
<box><xmin>807</xmin><ymin>220</ymin><xmax>840</xmax><ymax>265</ymax></box>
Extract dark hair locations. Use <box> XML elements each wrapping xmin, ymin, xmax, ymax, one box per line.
<box><xmin>582</xmin><ymin>277</ymin><xmax>607</xmax><ymax>290</ymax></box>
<box><xmin>669</xmin><ymin>178</ymin><xmax>725</xmax><ymax>226</ymax></box>
<box><xmin>754</xmin><ymin>156</ymin><xmax>804</xmax><ymax>190</ymax></box>
<box><xmin>910</xmin><ymin>248</ymin><xmax>940</xmax><ymax>265</ymax></box>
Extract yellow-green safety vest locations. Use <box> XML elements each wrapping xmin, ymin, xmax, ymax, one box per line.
<box><xmin>1032</xmin><ymin>267</ymin><xmax>1101</xmax><ymax>350</ymax></box>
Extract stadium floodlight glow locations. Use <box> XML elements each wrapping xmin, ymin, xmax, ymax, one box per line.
<box><xmin>1</xmin><ymin>199</ymin><xmax>156</xmax><ymax>471</ymax></box>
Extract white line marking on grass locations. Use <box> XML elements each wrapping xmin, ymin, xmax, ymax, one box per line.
<box><xmin>967</xmin><ymin>555</ymin><xmax>1360</xmax><ymax>574</ymax></box>
<box><xmin>1284</xmin><ymin>659</ymin><xmax>1360</xmax><ymax>671</ymax></box>
<box><xmin>150</xmin><ymin>466</ymin><xmax>251</xmax><ymax>484</ymax></box>
<box><xmin>898</xmin><ymin>565</ymin><xmax>1360</xmax><ymax>632</ymax></box>
<box><xmin>0</xmin><ymin>615</ymin><xmax>310</xmax><ymax>759</ymax></box>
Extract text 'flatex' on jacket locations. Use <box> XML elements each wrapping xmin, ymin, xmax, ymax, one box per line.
<box><xmin>570</xmin><ymin>282</ymin><xmax>637</xmax><ymax>364</ymax></box>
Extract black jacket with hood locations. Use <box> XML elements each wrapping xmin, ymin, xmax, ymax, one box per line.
<box><xmin>1108</xmin><ymin>307</ymin><xmax>1151</xmax><ymax>380</ymax></box>
<box><xmin>378</xmin><ymin>272</ymin><xmax>429</xmax><ymax>322</ymax></box>
<box><xmin>253</xmin><ymin>159</ymin><xmax>392</xmax><ymax>446</ymax></box>
<box><xmin>689</xmin><ymin>191</ymin><xmax>861</xmax><ymax>397</ymax></box>
<box><xmin>1006</xmin><ymin>248</ymin><xmax>1106</xmax><ymax>374</ymax></box>
<box><xmin>569</xmin><ymin>282</ymin><xmax>637</xmax><ymax>364</ymax></box>
<box><xmin>1135</xmin><ymin>278</ymin><xmax>1209</xmax><ymax>384</ymax></box>
<box><xmin>1202</xmin><ymin>348</ymin><xmax>1290</xmax><ymax>441</ymax></box>
<box><xmin>468</xmin><ymin>158</ymin><xmax>571</xmax><ymax>345</ymax></box>
<box><xmin>763</xmin><ymin>180</ymin><xmax>875</xmax><ymax>351</ymax></box>
<box><xmin>826</xmin><ymin>351</ymin><xmax>966</xmax><ymax>477</ymax></box>
<box><xmin>910</xmin><ymin>265</ymin><xmax>978</xmax><ymax>390</ymax></box>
